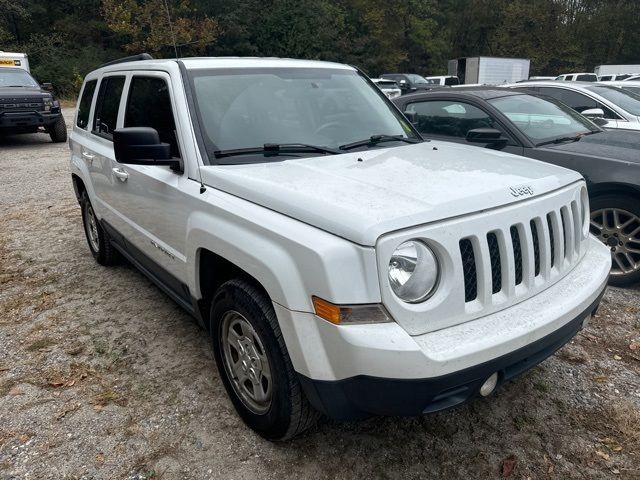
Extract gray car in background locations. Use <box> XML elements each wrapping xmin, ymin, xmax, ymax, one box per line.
<box><xmin>508</xmin><ymin>81</ymin><xmax>640</xmax><ymax>131</ymax></box>
<box><xmin>393</xmin><ymin>88</ymin><xmax>640</xmax><ymax>285</ymax></box>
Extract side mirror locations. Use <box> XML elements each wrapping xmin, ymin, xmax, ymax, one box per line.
<box><xmin>466</xmin><ymin>128</ymin><xmax>508</xmax><ymax>147</ymax></box>
<box><xmin>41</xmin><ymin>82</ymin><xmax>53</xmax><ymax>91</ymax></box>
<box><xmin>581</xmin><ymin>108</ymin><xmax>605</xmax><ymax>119</ymax></box>
<box><xmin>398</xmin><ymin>79</ymin><xmax>409</xmax><ymax>90</ymax></box>
<box><xmin>113</xmin><ymin>127</ymin><xmax>176</xmax><ymax>166</ymax></box>
<box><xmin>591</xmin><ymin>117</ymin><xmax>608</xmax><ymax>127</ymax></box>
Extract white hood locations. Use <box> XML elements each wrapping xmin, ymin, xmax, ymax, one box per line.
<box><xmin>201</xmin><ymin>141</ymin><xmax>582</xmax><ymax>246</ymax></box>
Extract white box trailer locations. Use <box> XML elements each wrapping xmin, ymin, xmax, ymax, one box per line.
<box><xmin>0</xmin><ymin>51</ymin><xmax>30</xmax><ymax>72</ymax></box>
<box><xmin>448</xmin><ymin>56</ymin><xmax>530</xmax><ymax>85</ymax></box>
<box><xmin>595</xmin><ymin>64</ymin><xmax>640</xmax><ymax>76</ymax></box>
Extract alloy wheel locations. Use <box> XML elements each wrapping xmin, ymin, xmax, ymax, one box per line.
<box><xmin>590</xmin><ymin>208</ymin><xmax>640</xmax><ymax>277</ymax></box>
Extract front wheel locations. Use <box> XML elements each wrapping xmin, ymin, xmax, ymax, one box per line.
<box><xmin>48</xmin><ymin>116</ymin><xmax>67</xmax><ymax>143</ymax></box>
<box><xmin>210</xmin><ymin>279</ymin><xmax>319</xmax><ymax>440</ymax></box>
<box><xmin>590</xmin><ymin>194</ymin><xmax>640</xmax><ymax>286</ymax></box>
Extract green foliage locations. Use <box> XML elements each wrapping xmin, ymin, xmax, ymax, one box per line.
<box><xmin>1</xmin><ymin>0</ymin><xmax>639</xmax><ymax>97</ymax></box>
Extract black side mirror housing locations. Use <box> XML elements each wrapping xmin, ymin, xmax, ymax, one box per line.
<box><xmin>113</xmin><ymin>127</ymin><xmax>177</xmax><ymax>166</ymax></box>
<box><xmin>41</xmin><ymin>82</ymin><xmax>53</xmax><ymax>91</ymax></box>
<box><xmin>466</xmin><ymin>128</ymin><xmax>508</xmax><ymax>148</ymax></box>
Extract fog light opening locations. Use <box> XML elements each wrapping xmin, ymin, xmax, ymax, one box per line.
<box><xmin>480</xmin><ymin>372</ymin><xmax>499</xmax><ymax>397</ymax></box>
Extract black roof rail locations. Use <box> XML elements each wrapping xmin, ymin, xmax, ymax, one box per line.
<box><xmin>98</xmin><ymin>53</ymin><xmax>154</xmax><ymax>69</ymax></box>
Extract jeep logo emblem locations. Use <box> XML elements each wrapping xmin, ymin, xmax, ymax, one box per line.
<box><xmin>510</xmin><ymin>185</ymin><xmax>534</xmax><ymax>197</ymax></box>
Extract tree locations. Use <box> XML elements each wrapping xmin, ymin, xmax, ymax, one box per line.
<box><xmin>101</xmin><ymin>0</ymin><xmax>219</xmax><ymax>56</ymax></box>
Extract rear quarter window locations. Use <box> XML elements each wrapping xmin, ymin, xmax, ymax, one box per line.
<box><xmin>76</xmin><ymin>80</ymin><xmax>97</xmax><ymax>130</ymax></box>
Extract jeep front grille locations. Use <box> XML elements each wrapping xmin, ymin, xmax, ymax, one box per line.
<box><xmin>459</xmin><ymin>197</ymin><xmax>584</xmax><ymax>304</ymax></box>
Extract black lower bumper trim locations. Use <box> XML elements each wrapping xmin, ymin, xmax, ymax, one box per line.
<box><xmin>298</xmin><ymin>287</ymin><xmax>605</xmax><ymax>421</ymax></box>
<box><xmin>0</xmin><ymin>111</ymin><xmax>60</xmax><ymax>129</ymax></box>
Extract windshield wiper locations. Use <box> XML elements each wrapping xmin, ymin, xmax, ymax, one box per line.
<box><xmin>213</xmin><ymin>143</ymin><xmax>341</xmax><ymax>159</ymax></box>
<box><xmin>339</xmin><ymin>134</ymin><xmax>421</xmax><ymax>151</ymax></box>
<box><xmin>537</xmin><ymin>134</ymin><xmax>586</xmax><ymax>147</ymax></box>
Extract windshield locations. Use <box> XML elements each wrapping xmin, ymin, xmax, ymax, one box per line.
<box><xmin>621</xmin><ymin>85</ymin><xmax>640</xmax><ymax>96</ymax></box>
<box><xmin>406</xmin><ymin>74</ymin><xmax>429</xmax><ymax>85</ymax></box>
<box><xmin>488</xmin><ymin>93</ymin><xmax>598</xmax><ymax>145</ymax></box>
<box><xmin>188</xmin><ymin>68</ymin><xmax>417</xmax><ymax>162</ymax></box>
<box><xmin>0</xmin><ymin>68</ymin><xmax>39</xmax><ymax>87</ymax></box>
<box><xmin>585</xmin><ymin>85</ymin><xmax>640</xmax><ymax>115</ymax></box>
<box><xmin>375</xmin><ymin>80</ymin><xmax>399</xmax><ymax>89</ymax></box>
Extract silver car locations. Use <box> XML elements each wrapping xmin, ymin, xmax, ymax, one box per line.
<box><xmin>508</xmin><ymin>81</ymin><xmax>640</xmax><ymax>131</ymax></box>
<box><xmin>605</xmin><ymin>80</ymin><xmax>640</xmax><ymax>97</ymax></box>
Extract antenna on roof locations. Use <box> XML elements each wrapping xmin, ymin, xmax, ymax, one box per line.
<box><xmin>162</xmin><ymin>0</ymin><xmax>179</xmax><ymax>59</ymax></box>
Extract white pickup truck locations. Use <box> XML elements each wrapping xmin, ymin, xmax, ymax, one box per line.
<box><xmin>69</xmin><ymin>55</ymin><xmax>611</xmax><ymax>440</ymax></box>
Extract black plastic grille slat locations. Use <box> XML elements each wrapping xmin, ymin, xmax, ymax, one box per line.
<box><xmin>530</xmin><ymin>220</ymin><xmax>541</xmax><ymax>276</ymax></box>
<box><xmin>546</xmin><ymin>214</ymin><xmax>556</xmax><ymax>267</ymax></box>
<box><xmin>459</xmin><ymin>239</ymin><xmax>477</xmax><ymax>302</ymax></box>
<box><xmin>487</xmin><ymin>232</ymin><xmax>502</xmax><ymax>294</ymax></box>
<box><xmin>510</xmin><ymin>226</ymin><xmax>523</xmax><ymax>285</ymax></box>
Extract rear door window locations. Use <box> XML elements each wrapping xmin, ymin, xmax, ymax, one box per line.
<box><xmin>405</xmin><ymin>100</ymin><xmax>495</xmax><ymax>137</ymax></box>
<box><xmin>124</xmin><ymin>76</ymin><xmax>180</xmax><ymax>158</ymax></box>
<box><xmin>92</xmin><ymin>76</ymin><xmax>125</xmax><ymax>140</ymax></box>
<box><xmin>76</xmin><ymin>80</ymin><xmax>97</xmax><ymax>129</ymax></box>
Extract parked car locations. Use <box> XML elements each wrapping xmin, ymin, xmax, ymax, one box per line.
<box><xmin>371</xmin><ymin>78</ymin><xmax>401</xmax><ymax>99</ymax></box>
<box><xmin>0</xmin><ymin>66</ymin><xmax>67</xmax><ymax>142</ymax></box>
<box><xmin>598</xmin><ymin>73</ymin><xmax>638</xmax><ymax>82</ymax></box>
<box><xmin>424</xmin><ymin>75</ymin><xmax>459</xmax><ymax>86</ymax></box>
<box><xmin>556</xmin><ymin>73</ymin><xmax>598</xmax><ymax>82</ymax></box>
<box><xmin>509</xmin><ymin>81</ymin><xmax>640</xmax><ymax>131</ymax></box>
<box><xmin>605</xmin><ymin>80</ymin><xmax>640</xmax><ymax>96</ymax></box>
<box><xmin>393</xmin><ymin>88</ymin><xmax>639</xmax><ymax>285</ymax></box>
<box><xmin>624</xmin><ymin>75</ymin><xmax>640</xmax><ymax>82</ymax></box>
<box><xmin>380</xmin><ymin>73</ymin><xmax>439</xmax><ymax>94</ymax></box>
<box><xmin>70</xmin><ymin>55</ymin><xmax>610</xmax><ymax>440</ymax></box>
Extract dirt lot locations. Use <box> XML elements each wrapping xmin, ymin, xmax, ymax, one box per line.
<box><xmin>1</xmin><ymin>109</ymin><xmax>639</xmax><ymax>480</ymax></box>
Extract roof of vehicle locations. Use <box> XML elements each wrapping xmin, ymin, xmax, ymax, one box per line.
<box><xmin>507</xmin><ymin>80</ymin><xmax>615</xmax><ymax>91</ymax></box>
<box><xmin>557</xmin><ymin>72</ymin><xmax>595</xmax><ymax>76</ymax></box>
<box><xmin>94</xmin><ymin>56</ymin><xmax>355</xmax><ymax>74</ymax></box>
<box><xmin>398</xmin><ymin>87</ymin><xmax>522</xmax><ymax>101</ymax></box>
<box><xmin>605</xmin><ymin>80</ymin><xmax>640</xmax><ymax>86</ymax></box>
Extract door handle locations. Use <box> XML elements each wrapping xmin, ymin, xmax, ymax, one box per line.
<box><xmin>112</xmin><ymin>167</ymin><xmax>129</xmax><ymax>182</ymax></box>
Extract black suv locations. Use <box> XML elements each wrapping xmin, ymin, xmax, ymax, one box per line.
<box><xmin>0</xmin><ymin>67</ymin><xmax>66</xmax><ymax>142</ymax></box>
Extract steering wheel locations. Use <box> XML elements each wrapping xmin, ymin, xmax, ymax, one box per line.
<box><xmin>314</xmin><ymin>121</ymin><xmax>349</xmax><ymax>137</ymax></box>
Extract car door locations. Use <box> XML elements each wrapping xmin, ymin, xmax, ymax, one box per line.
<box><xmin>87</xmin><ymin>74</ymin><xmax>127</xmax><ymax>221</ymax></box>
<box><xmin>401</xmin><ymin>98</ymin><xmax>524</xmax><ymax>155</ymax></box>
<box><xmin>104</xmin><ymin>72</ymin><xmax>196</xmax><ymax>305</ymax></box>
<box><xmin>536</xmin><ymin>87</ymin><xmax>620</xmax><ymax>128</ymax></box>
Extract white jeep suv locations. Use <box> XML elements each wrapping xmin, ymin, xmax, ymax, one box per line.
<box><xmin>69</xmin><ymin>55</ymin><xmax>611</xmax><ymax>440</ymax></box>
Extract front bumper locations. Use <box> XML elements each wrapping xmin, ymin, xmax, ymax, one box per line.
<box><xmin>0</xmin><ymin>110</ymin><xmax>61</xmax><ymax>129</ymax></box>
<box><xmin>275</xmin><ymin>236</ymin><xmax>610</xmax><ymax>419</ymax></box>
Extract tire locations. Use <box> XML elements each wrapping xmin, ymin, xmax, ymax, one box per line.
<box><xmin>590</xmin><ymin>194</ymin><xmax>640</xmax><ymax>287</ymax></box>
<box><xmin>210</xmin><ymin>279</ymin><xmax>319</xmax><ymax>440</ymax></box>
<box><xmin>80</xmin><ymin>191</ymin><xmax>117</xmax><ymax>266</ymax></box>
<box><xmin>48</xmin><ymin>116</ymin><xmax>67</xmax><ymax>143</ymax></box>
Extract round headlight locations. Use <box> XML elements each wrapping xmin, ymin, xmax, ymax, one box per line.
<box><xmin>388</xmin><ymin>240</ymin><xmax>439</xmax><ymax>303</ymax></box>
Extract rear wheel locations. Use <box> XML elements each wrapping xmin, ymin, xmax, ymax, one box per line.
<box><xmin>590</xmin><ymin>194</ymin><xmax>640</xmax><ymax>286</ymax></box>
<box><xmin>210</xmin><ymin>279</ymin><xmax>319</xmax><ymax>440</ymax></box>
<box><xmin>48</xmin><ymin>116</ymin><xmax>67</xmax><ymax>143</ymax></box>
<box><xmin>80</xmin><ymin>191</ymin><xmax>117</xmax><ymax>266</ymax></box>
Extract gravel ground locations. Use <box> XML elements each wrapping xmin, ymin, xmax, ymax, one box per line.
<box><xmin>0</xmin><ymin>109</ymin><xmax>639</xmax><ymax>480</ymax></box>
